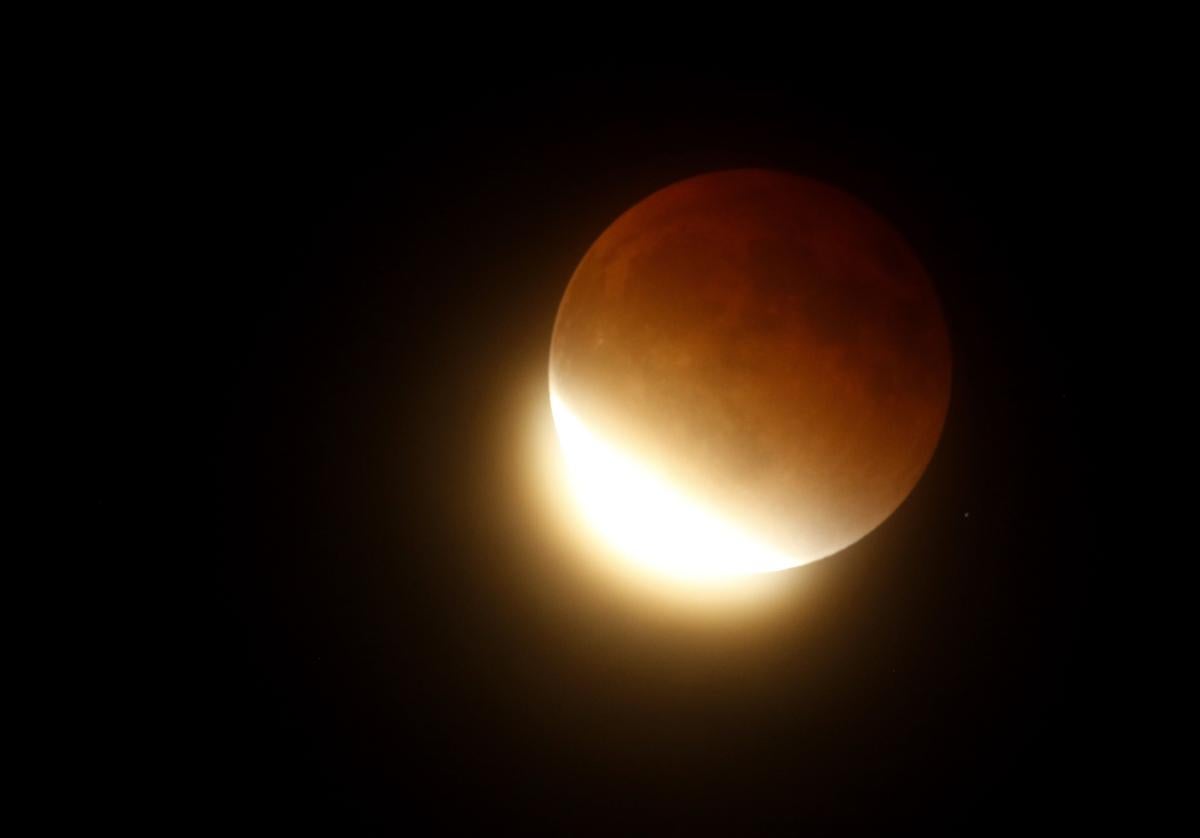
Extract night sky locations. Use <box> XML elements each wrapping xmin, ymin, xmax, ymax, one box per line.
<box><xmin>202</xmin><ymin>65</ymin><xmax>1111</xmax><ymax>831</ymax></box>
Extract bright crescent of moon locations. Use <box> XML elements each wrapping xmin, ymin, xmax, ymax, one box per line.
<box><xmin>550</xmin><ymin>391</ymin><xmax>807</xmax><ymax>579</ymax></box>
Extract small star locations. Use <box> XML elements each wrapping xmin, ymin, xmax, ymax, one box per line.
<box><xmin>963</xmin><ymin>511</ymin><xmax>970</xmax><ymax>518</ymax></box>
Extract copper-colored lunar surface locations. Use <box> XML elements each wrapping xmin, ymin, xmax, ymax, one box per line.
<box><xmin>550</xmin><ymin>169</ymin><xmax>951</xmax><ymax>571</ymax></box>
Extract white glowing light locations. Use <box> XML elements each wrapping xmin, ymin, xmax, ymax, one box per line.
<box><xmin>549</xmin><ymin>391</ymin><xmax>807</xmax><ymax>580</ymax></box>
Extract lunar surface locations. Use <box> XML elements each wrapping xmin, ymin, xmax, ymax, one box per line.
<box><xmin>549</xmin><ymin>169</ymin><xmax>951</xmax><ymax>576</ymax></box>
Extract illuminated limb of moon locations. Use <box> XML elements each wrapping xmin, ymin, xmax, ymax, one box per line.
<box><xmin>551</xmin><ymin>391</ymin><xmax>808</xmax><ymax>579</ymax></box>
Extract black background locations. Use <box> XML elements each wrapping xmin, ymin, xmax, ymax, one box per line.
<box><xmin>199</xmin><ymin>64</ymin><xmax>1116</xmax><ymax>831</ymax></box>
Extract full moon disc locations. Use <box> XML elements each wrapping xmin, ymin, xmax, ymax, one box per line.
<box><xmin>549</xmin><ymin>169</ymin><xmax>951</xmax><ymax>577</ymax></box>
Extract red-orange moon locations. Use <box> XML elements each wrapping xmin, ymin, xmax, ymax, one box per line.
<box><xmin>550</xmin><ymin>169</ymin><xmax>951</xmax><ymax>569</ymax></box>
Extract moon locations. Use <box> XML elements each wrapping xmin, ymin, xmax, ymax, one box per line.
<box><xmin>549</xmin><ymin>169</ymin><xmax>951</xmax><ymax>578</ymax></box>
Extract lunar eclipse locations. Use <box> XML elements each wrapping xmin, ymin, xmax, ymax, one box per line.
<box><xmin>550</xmin><ymin>169</ymin><xmax>952</xmax><ymax>578</ymax></box>
<box><xmin>205</xmin><ymin>65</ymin><xmax>1105</xmax><ymax>832</ymax></box>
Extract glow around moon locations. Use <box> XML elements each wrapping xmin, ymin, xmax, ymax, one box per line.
<box><xmin>549</xmin><ymin>169</ymin><xmax>951</xmax><ymax>581</ymax></box>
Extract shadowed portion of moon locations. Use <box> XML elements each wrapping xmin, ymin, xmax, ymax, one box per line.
<box><xmin>550</xmin><ymin>169</ymin><xmax>952</xmax><ymax>567</ymax></box>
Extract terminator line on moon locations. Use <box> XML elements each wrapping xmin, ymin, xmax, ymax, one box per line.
<box><xmin>549</xmin><ymin>169</ymin><xmax>952</xmax><ymax>578</ymax></box>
